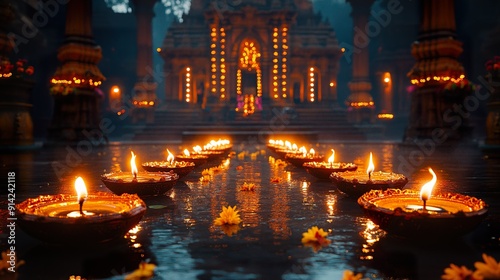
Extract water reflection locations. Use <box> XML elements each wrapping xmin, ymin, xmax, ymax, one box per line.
<box><xmin>2</xmin><ymin>142</ymin><xmax>499</xmax><ymax>279</ymax></box>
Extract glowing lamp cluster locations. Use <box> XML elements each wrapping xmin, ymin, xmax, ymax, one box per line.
<box><xmin>210</xmin><ymin>26</ymin><xmax>218</xmax><ymax>94</ymax></box>
<box><xmin>309</xmin><ymin>67</ymin><xmax>316</xmax><ymax>102</ymax></box>
<box><xmin>133</xmin><ymin>100</ymin><xmax>155</xmax><ymax>107</ymax></box>
<box><xmin>51</xmin><ymin>77</ymin><xmax>102</xmax><ymax>87</ymax></box>
<box><xmin>185</xmin><ymin>67</ymin><xmax>191</xmax><ymax>103</ymax></box>
<box><xmin>377</xmin><ymin>113</ymin><xmax>394</xmax><ymax>120</ymax></box>
<box><xmin>220</xmin><ymin>27</ymin><xmax>226</xmax><ymax>100</ymax></box>
<box><xmin>410</xmin><ymin>74</ymin><xmax>465</xmax><ymax>85</ymax></box>
<box><xmin>349</xmin><ymin>101</ymin><xmax>374</xmax><ymax>107</ymax></box>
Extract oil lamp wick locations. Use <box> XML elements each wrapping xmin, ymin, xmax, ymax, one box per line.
<box><xmin>79</xmin><ymin>197</ymin><xmax>85</xmax><ymax>216</ymax></box>
<box><xmin>422</xmin><ymin>197</ymin><xmax>427</xmax><ymax>211</ymax></box>
<box><xmin>368</xmin><ymin>171</ymin><xmax>372</xmax><ymax>180</ymax></box>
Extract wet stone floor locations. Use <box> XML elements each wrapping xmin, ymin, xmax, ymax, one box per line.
<box><xmin>0</xmin><ymin>141</ymin><xmax>499</xmax><ymax>280</ymax></box>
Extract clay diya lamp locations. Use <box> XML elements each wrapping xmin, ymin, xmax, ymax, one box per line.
<box><xmin>357</xmin><ymin>168</ymin><xmax>488</xmax><ymax>239</ymax></box>
<box><xmin>266</xmin><ymin>139</ymin><xmax>285</xmax><ymax>153</ymax></box>
<box><xmin>191</xmin><ymin>145</ymin><xmax>225</xmax><ymax>162</ymax></box>
<box><xmin>204</xmin><ymin>139</ymin><xmax>233</xmax><ymax>154</ymax></box>
<box><xmin>16</xmin><ymin>177</ymin><xmax>147</xmax><ymax>244</ymax></box>
<box><xmin>304</xmin><ymin>149</ymin><xmax>358</xmax><ymax>180</ymax></box>
<box><xmin>102</xmin><ymin>151</ymin><xmax>179</xmax><ymax>195</ymax></box>
<box><xmin>175</xmin><ymin>149</ymin><xmax>208</xmax><ymax>167</ymax></box>
<box><xmin>330</xmin><ymin>152</ymin><xmax>408</xmax><ymax>197</ymax></box>
<box><xmin>274</xmin><ymin>142</ymin><xmax>301</xmax><ymax>158</ymax></box>
<box><xmin>285</xmin><ymin>148</ymin><xmax>324</xmax><ymax>168</ymax></box>
<box><xmin>142</xmin><ymin>149</ymin><xmax>196</xmax><ymax>178</ymax></box>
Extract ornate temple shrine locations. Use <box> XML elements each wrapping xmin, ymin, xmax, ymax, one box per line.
<box><xmin>160</xmin><ymin>0</ymin><xmax>341</xmax><ymax>115</ymax></box>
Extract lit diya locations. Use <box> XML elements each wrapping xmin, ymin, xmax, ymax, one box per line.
<box><xmin>358</xmin><ymin>168</ymin><xmax>488</xmax><ymax>238</ymax></box>
<box><xmin>175</xmin><ymin>149</ymin><xmax>208</xmax><ymax>167</ymax></box>
<box><xmin>102</xmin><ymin>151</ymin><xmax>179</xmax><ymax>195</ymax></box>
<box><xmin>142</xmin><ymin>149</ymin><xmax>195</xmax><ymax>178</ymax></box>
<box><xmin>17</xmin><ymin>177</ymin><xmax>146</xmax><ymax>244</ymax></box>
<box><xmin>191</xmin><ymin>145</ymin><xmax>225</xmax><ymax>162</ymax></box>
<box><xmin>204</xmin><ymin>139</ymin><xmax>232</xmax><ymax>154</ymax></box>
<box><xmin>267</xmin><ymin>139</ymin><xmax>285</xmax><ymax>153</ymax></box>
<box><xmin>304</xmin><ymin>149</ymin><xmax>358</xmax><ymax>180</ymax></box>
<box><xmin>285</xmin><ymin>147</ymin><xmax>324</xmax><ymax>168</ymax></box>
<box><xmin>330</xmin><ymin>152</ymin><xmax>408</xmax><ymax>197</ymax></box>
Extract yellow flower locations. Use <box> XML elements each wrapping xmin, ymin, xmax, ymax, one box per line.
<box><xmin>342</xmin><ymin>270</ymin><xmax>363</xmax><ymax>280</ymax></box>
<box><xmin>124</xmin><ymin>261</ymin><xmax>156</xmax><ymax>280</ymax></box>
<box><xmin>301</xmin><ymin>226</ymin><xmax>331</xmax><ymax>252</ymax></box>
<box><xmin>240</xmin><ymin>182</ymin><xmax>256</xmax><ymax>191</ymax></box>
<box><xmin>214</xmin><ymin>205</ymin><xmax>242</xmax><ymax>226</ymax></box>
<box><xmin>442</xmin><ymin>264</ymin><xmax>475</xmax><ymax>280</ymax></box>
<box><xmin>474</xmin><ymin>254</ymin><xmax>500</xmax><ymax>280</ymax></box>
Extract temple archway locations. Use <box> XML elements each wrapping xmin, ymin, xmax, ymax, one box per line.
<box><xmin>236</xmin><ymin>38</ymin><xmax>262</xmax><ymax>116</ymax></box>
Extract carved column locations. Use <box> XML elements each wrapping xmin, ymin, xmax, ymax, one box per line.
<box><xmin>0</xmin><ymin>0</ymin><xmax>35</xmax><ymax>147</ymax></box>
<box><xmin>346</xmin><ymin>0</ymin><xmax>375</xmax><ymax>123</ymax></box>
<box><xmin>49</xmin><ymin>0</ymin><xmax>105</xmax><ymax>144</ymax></box>
<box><xmin>131</xmin><ymin>0</ymin><xmax>157</xmax><ymax>123</ymax></box>
<box><xmin>405</xmin><ymin>0</ymin><xmax>470</xmax><ymax>142</ymax></box>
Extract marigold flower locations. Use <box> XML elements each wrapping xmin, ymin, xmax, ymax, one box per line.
<box><xmin>342</xmin><ymin>270</ymin><xmax>363</xmax><ymax>280</ymax></box>
<box><xmin>240</xmin><ymin>182</ymin><xmax>256</xmax><ymax>191</ymax></box>
<box><xmin>214</xmin><ymin>205</ymin><xmax>242</xmax><ymax>226</ymax></box>
<box><xmin>473</xmin><ymin>254</ymin><xmax>500</xmax><ymax>280</ymax></box>
<box><xmin>124</xmin><ymin>261</ymin><xmax>156</xmax><ymax>280</ymax></box>
<box><xmin>442</xmin><ymin>264</ymin><xmax>475</xmax><ymax>280</ymax></box>
<box><xmin>301</xmin><ymin>226</ymin><xmax>331</xmax><ymax>252</ymax></box>
<box><xmin>220</xmin><ymin>224</ymin><xmax>240</xmax><ymax>236</ymax></box>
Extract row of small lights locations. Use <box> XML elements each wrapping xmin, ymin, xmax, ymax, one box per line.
<box><xmin>281</xmin><ymin>26</ymin><xmax>288</xmax><ymax>98</ymax></box>
<box><xmin>410</xmin><ymin>74</ymin><xmax>465</xmax><ymax>85</ymax></box>
<box><xmin>210</xmin><ymin>26</ymin><xmax>218</xmax><ymax>96</ymax></box>
<box><xmin>309</xmin><ymin>67</ymin><xmax>316</xmax><ymax>102</ymax></box>
<box><xmin>185</xmin><ymin>67</ymin><xmax>191</xmax><ymax>103</ymax></box>
<box><xmin>243</xmin><ymin>94</ymin><xmax>255</xmax><ymax>116</ymax></box>
<box><xmin>236</xmin><ymin>69</ymin><xmax>242</xmax><ymax>95</ymax></box>
<box><xmin>1</xmin><ymin>73</ymin><xmax>13</xmax><ymax>78</ymax></box>
<box><xmin>51</xmin><ymin>77</ymin><xmax>102</xmax><ymax>87</ymax></box>
<box><xmin>272</xmin><ymin>27</ymin><xmax>279</xmax><ymax>99</ymax></box>
<box><xmin>220</xmin><ymin>27</ymin><xmax>226</xmax><ymax>100</ymax></box>
<box><xmin>349</xmin><ymin>101</ymin><xmax>374</xmax><ymax>107</ymax></box>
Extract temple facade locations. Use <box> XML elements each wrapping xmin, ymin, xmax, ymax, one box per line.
<box><xmin>160</xmin><ymin>0</ymin><xmax>341</xmax><ymax>116</ymax></box>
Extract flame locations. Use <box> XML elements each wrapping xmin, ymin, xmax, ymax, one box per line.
<box><xmin>277</xmin><ymin>140</ymin><xmax>284</xmax><ymax>147</ymax></box>
<box><xmin>420</xmin><ymin>168</ymin><xmax>437</xmax><ymax>201</ymax></box>
<box><xmin>166</xmin><ymin>149</ymin><xmax>175</xmax><ymax>164</ymax></box>
<box><xmin>309</xmin><ymin>148</ymin><xmax>315</xmax><ymax>156</ymax></box>
<box><xmin>75</xmin><ymin>177</ymin><xmax>88</xmax><ymax>202</ymax></box>
<box><xmin>328</xmin><ymin>149</ymin><xmax>335</xmax><ymax>164</ymax></box>
<box><xmin>183</xmin><ymin>149</ymin><xmax>190</xmax><ymax>157</ymax></box>
<box><xmin>285</xmin><ymin>141</ymin><xmax>291</xmax><ymax>150</ymax></box>
<box><xmin>292</xmin><ymin>143</ymin><xmax>298</xmax><ymax>151</ymax></box>
<box><xmin>131</xmin><ymin>151</ymin><xmax>138</xmax><ymax>178</ymax></box>
<box><xmin>269</xmin><ymin>139</ymin><xmax>275</xmax><ymax>145</ymax></box>
<box><xmin>193</xmin><ymin>145</ymin><xmax>202</xmax><ymax>153</ymax></box>
<box><xmin>299</xmin><ymin>146</ymin><xmax>307</xmax><ymax>157</ymax></box>
<box><xmin>366</xmin><ymin>152</ymin><xmax>375</xmax><ymax>176</ymax></box>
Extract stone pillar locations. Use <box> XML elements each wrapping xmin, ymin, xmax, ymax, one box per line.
<box><xmin>48</xmin><ymin>0</ymin><xmax>105</xmax><ymax>144</ymax></box>
<box><xmin>0</xmin><ymin>0</ymin><xmax>35</xmax><ymax>148</ymax></box>
<box><xmin>131</xmin><ymin>0</ymin><xmax>157</xmax><ymax>123</ymax></box>
<box><xmin>405</xmin><ymin>0</ymin><xmax>470</xmax><ymax>142</ymax></box>
<box><xmin>346</xmin><ymin>0</ymin><xmax>375</xmax><ymax>123</ymax></box>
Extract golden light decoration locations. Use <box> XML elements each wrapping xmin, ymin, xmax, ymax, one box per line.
<box><xmin>273</xmin><ymin>27</ymin><xmax>279</xmax><ymax>99</ymax></box>
<box><xmin>185</xmin><ymin>66</ymin><xmax>191</xmax><ymax>103</ymax></box>
<box><xmin>281</xmin><ymin>25</ymin><xmax>288</xmax><ymax>98</ymax></box>
<box><xmin>133</xmin><ymin>100</ymin><xmax>155</xmax><ymax>107</ymax></box>
<box><xmin>349</xmin><ymin>101</ymin><xmax>374</xmax><ymax>107</ymax></box>
<box><xmin>220</xmin><ymin>27</ymin><xmax>226</xmax><ymax>100</ymax></box>
<box><xmin>236</xmin><ymin>69</ymin><xmax>242</xmax><ymax>95</ymax></box>
<box><xmin>377</xmin><ymin>113</ymin><xmax>394</xmax><ymax>119</ymax></box>
<box><xmin>410</xmin><ymin>74</ymin><xmax>465</xmax><ymax>85</ymax></box>
<box><xmin>309</xmin><ymin>67</ymin><xmax>316</xmax><ymax>102</ymax></box>
<box><xmin>210</xmin><ymin>26</ymin><xmax>218</xmax><ymax>94</ymax></box>
<box><xmin>51</xmin><ymin>77</ymin><xmax>102</xmax><ymax>88</ymax></box>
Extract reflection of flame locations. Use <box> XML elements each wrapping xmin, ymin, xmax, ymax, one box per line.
<box><xmin>420</xmin><ymin>168</ymin><xmax>437</xmax><ymax>201</ymax></box>
<box><xmin>326</xmin><ymin>194</ymin><xmax>336</xmax><ymax>216</ymax></box>
<box><xmin>193</xmin><ymin>146</ymin><xmax>202</xmax><ymax>153</ymax></box>
<box><xmin>328</xmin><ymin>149</ymin><xmax>335</xmax><ymax>164</ymax></box>
<box><xmin>166</xmin><ymin>149</ymin><xmax>175</xmax><ymax>164</ymax></box>
<box><xmin>183</xmin><ymin>149</ymin><xmax>190</xmax><ymax>157</ymax></box>
<box><xmin>366</xmin><ymin>152</ymin><xmax>375</xmax><ymax>176</ymax></box>
<box><xmin>75</xmin><ymin>177</ymin><xmax>88</xmax><ymax>203</ymax></box>
<box><xmin>131</xmin><ymin>151</ymin><xmax>138</xmax><ymax>178</ymax></box>
<box><xmin>309</xmin><ymin>148</ymin><xmax>315</xmax><ymax>156</ymax></box>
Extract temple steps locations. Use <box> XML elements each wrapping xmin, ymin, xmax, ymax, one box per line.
<box><xmin>129</xmin><ymin>106</ymin><xmax>369</xmax><ymax>143</ymax></box>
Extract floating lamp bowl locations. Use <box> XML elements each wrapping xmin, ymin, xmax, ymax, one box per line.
<box><xmin>192</xmin><ymin>150</ymin><xmax>225</xmax><ymax>162</ymax></box>
<box><xmin>16</xmin><ymin>192</ymin><xmax>146</xmax><ymax>244</ymax></box>
<box><xmin>101</xmin><ymin>171</ymin><xmax>179</xmax><ymax>195</ymax></box>
<box><xmin>330</xmin><ymin>170</ymin><xmax>408</xmax><ymax>197</ymax></box>
<box><xmin>175</xmin><ymin>154</ymin><xmax>208</xmax><ymax>167</ymax></box>
<box><xmin>357</xmin><ymin>189</ymin><xmax>488</xmax><ymax>238</ymax></box>
<box><xmin>303</xmin><ymin>162</ymin><xmax>358</xmax><ymax>180</ymax></box>
<box><xmin>274</xmin><ymin>149</ymin><xmax>300</xmax><ymax>158</ymax></box>
<box><xmin>141</xmin><ymin>161</ymin><xmax>195</xmax><ymax>178</ymax></box>
<box><xmin>285</xmin><ymin>153</ymin><xmax>325</xmax><ymax>168</ymax></box>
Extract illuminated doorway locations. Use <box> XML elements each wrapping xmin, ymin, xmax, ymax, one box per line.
<box><xmin>236</xmin><ymin>39</ymin><xmax>262</xmax><ymax>116</ymax></box>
